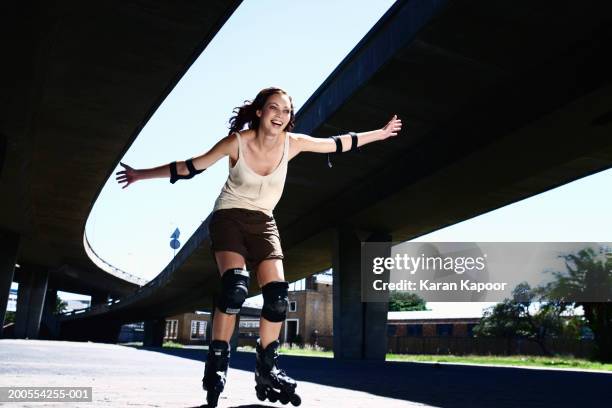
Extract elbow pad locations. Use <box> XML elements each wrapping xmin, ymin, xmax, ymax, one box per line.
<box><xmin>327</xmin><ymin>132</ymin><xmax>358</xmax><ymax>168</ymax></box>
<box><xmin>169</xmin><ymin>159</ymin><xmax>205</xmax><ymax>184</ymax></box>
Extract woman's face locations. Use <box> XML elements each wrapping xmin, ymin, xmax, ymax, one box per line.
<box><xmin>257</xmin><ymin>92</ymin><xmax>292</xmax><ymax>134</ymax></box>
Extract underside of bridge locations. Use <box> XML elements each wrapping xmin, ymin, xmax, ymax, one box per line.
<box><xmin>79</xmin><ymin>0</ymin><xmax>612</xmax><ymax>323</ymax></box>
<box><xmin>3</xmin><ymin>1</ymin><xmax>612</xmax><ymax>357</ymax></box>
<box><xmin>0</xmin><ymin>0</ymin><xmax>242</xmax><ymax>338</ymax></box>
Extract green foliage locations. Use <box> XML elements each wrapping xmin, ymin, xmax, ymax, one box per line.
<box><xmin>388</xmin><ymin>292</ymin><xmax>427</xmax><ymax>312</ymax></box>
<box><xmin>162</xmin><ymin>341</ymin><xmax>183</xmax><ymax>348</ymax></box>
<box><xmin>4</xmin><ymin>311</ymin><xmax>15</xmax><ymax>324</ymax></box>
<box><xmin>386</xmin><ymin>354</ymin><xmax>612</xmax><ymax>371</ymax></box>
<box><xmin>539</xmin><ymin>246</ymin><xmax>612</xmax><ymax>362</ymax></box>
<box><xmin>55</xmin><ymin>297</ymin><xmax>68</xmax><ymax>314</ymax></box>
<box><xmin>475</xmin><ymin>246</ymin><xmax>612</xmax><ymax>361</ymax></box>
<box><xmin>473</xmin><ymin>283</ymin><xmax>577</xmax><ymax>355</ymax></box>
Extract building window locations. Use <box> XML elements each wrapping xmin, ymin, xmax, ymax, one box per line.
<box><xmin>284</xmin><ymin>319</ymin><xmax>299</xmax><ymax>343</ymax></box>
<box><xmin>165</xmin><ymin>320</ymin><xmax>178</xmax><ymax>340</ymax></box>
<box><xmin>289</xmin><ymin>301</ymin><xmax>297</xmax><ymax>312</ymax></box>
<box><xmin>190</xmin><ymin>320</ymin><xmax>207</xmax><ymax>340</ymax></box>
<box><xmin>387</xmin><ymin>325</ymin><xmax>397</xmax><ymax>336</ymax></box>
<box><xmin>406</xmin><ymin>324</ymin><xmax>423</xmax><ymax>337</ymax></box>
<box><xmin>467</xmin><ymin>323</ymin><xmax>478</xmax><ymax>337</ymax></box>
<box><xmin>436</xmin><ymin>324</ymin><xmax>453</xmax><ymax>337</ymax></box>
<box><xmin>239</xmin><ymin>320</ymin><xmax>260</xmax><ymax>328</ymax></box>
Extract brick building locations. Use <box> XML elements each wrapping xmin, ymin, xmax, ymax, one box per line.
<box><xmin>164</xmin><ymin>311</ymin><xmax>210</xmax><ymax>345</ymax></box>
<box><xmin>161</xmin><ymin>271</ymin><xmax>335</xmax><ymax>348</ymax></box>
<box><xmin>281</xmin><ymin>273</ymin><xmax>333</xmax><ymax>347</ymax></box>
<box><xmin>387</xmin><ymin>308</ymin><xmax>483</xmax><ymax>338</ymax></box>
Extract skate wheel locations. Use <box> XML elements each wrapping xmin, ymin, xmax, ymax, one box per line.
<box><xmin>255</xmin><ymin>388</ymin><xmax>266</xmax><ymax>402</ymax></box>
<box><xmin>269</xmin><ymin>393</ymin><xmax>278</xmax><ymax>403</ymax></box>
<box><xmin>279</xmin><ymin>394</ymin><xmax>290</xmax><ymax>404</ymax></box>
<box><xmin>207</xmin><ymin>391</ymin><xmax>220</xmax><ymax>407</ymax></box>
<box><xmin>290</xmin><ymin>394</ymin><xmax>301</xmax><ymax>406</ymax></box>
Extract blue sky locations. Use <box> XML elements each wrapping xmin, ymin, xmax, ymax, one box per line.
<box><xmin>40</xmin><ymin>0</ymin><xmax>612</xmax><ymax>303</ymax></box>
<box><xmin>84</xmin><ymin>0</ymin><xmax>399</xmax><ymax>284</ymax></box>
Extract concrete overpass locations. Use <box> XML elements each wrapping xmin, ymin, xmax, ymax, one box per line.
<box><xmin>3</xmin><ymin>0</ymin><xmax>612</xmax><ymax>360</ymax></box>
<box><xmin>0</xmin><ymin>0</ymin><xmax>243</xmax><ymax>338</ymax></box>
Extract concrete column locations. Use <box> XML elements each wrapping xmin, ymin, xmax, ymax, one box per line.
<box><xmin>363</xmin><ymin>232</ymin><xmax>392</xmax><ymax>360</ymax></box>
<box><xmin>41</xmin><ymin>288</ymin><xmax>59</xmax><ymax>339</ymax></box>
<box><xmin>91</xmin><ymin>291</ymin><xmax>109</xmax><ymax>306</ymax></box>
<box><xmin>229</xmin><ymin>312</ymin><xmax>241</xmax><ymax>352</ymax></box>
<box><xmin>43</xmin><ymin>288</ymin><xmax>57</xmax><ymax>314</ymax></box>
<box><xmin>205</xmin><ymin>310</ymin><xmax>213</xmax><ymax>343</ymax></box>
<box><xmin>0</xmin><ymin>229</ymin><xmax>19</xmax><ymax>337</ymax></box>
<box><xmin>143</xmin><ymin>318</ymin><xmax>165</xmax><ymax>347</ymax></box>
<box><xmin>14</xmin><ymin>265</ymin><xmax>48</xmax><ymax>339</ymax></box>
<box><xmin>332</xmin><ymin>226</ymin><xmax>390</xmax><ymax>360</ymax></box>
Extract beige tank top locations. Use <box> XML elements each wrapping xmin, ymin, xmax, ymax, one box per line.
<box><xmin>213</xmin><ymin>131</ymin><xmax>290</xmax><ymax>216</ymax></box>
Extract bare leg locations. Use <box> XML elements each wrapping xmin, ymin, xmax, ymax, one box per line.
<box><xmin>256</xmin><ymin>259</ymin><xmax>285</xmax><ymax>348</ymax></box>
<box><xmin>212</xmin><ymin>250</ymin><xmax>247</xmax><ymax>342</ymax></box>
<box><xmin>254</xmin><ymin>259</ymin><xmax>301</xmax><ymax>405</ymax></box>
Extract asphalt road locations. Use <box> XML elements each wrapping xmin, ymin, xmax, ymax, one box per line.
<box><xmin>1</xmin><ymin>339</ymin><xmax>611</xmax><ymax>407</ymax></box>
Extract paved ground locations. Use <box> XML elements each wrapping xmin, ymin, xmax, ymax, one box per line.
<box><xmin>1</xmin><ymin>339</ymin><xmax>611</xmax><ymax>407</ymax></box>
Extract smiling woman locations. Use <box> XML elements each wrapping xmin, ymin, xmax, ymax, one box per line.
<box><xmin>115</xmin><ymin>86</ymin><xmax>402</xmax><ymax>407</ymax></box>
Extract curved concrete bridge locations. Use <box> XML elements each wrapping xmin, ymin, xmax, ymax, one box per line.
<box><xmin>2</xmin><ymin>0</ymin><xmax>612</xmax><ymax>361</ymax></box>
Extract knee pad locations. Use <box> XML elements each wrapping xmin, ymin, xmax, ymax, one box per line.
<box><xmin>261</xmin><ymin>281</ymin><xmax>289</xmax><ymax>322</ymax></box>
<box><xmin>217</xmin><ymin>268</ymin><xmax>250</xmax><ymax>314</ymax></box>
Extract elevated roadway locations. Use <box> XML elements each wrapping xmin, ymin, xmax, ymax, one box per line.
<box><xmin>3</xmin><ymin>1</ymin><xmax>612</xmax><ymax>356</ymax></box>
<box><xmin>0</xmin><ymin>0</ymin><xmax>242</xmax><ymax>337</ymax></box>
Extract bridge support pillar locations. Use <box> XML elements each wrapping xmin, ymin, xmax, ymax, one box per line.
<box><xmin>143</xmin><ymin>318</ymin><xmax>165</xmax><ymax>347</ymax></box>
<box><xmin>43</xmin><ymin>288</ymin><xmax>57</xmax><ymax>314</ymax></box>
<box><xmin>205</xmin><ymin>310</ymin><xmax>213</xmax><ymax>343</ymax></box>
<box><xmin>14</xmin><ymin>265</ymin><xmax>48</xmax><ymax>339</ymax></box>
<box><xmin>0</xmin><ymin>229</ymin><xmax>19</xmax><ymax>337</ymax></box>
<box><xmin>40</xmin><ymin>288</ymin><xmax>60</xmax><ymax>339</ymax></box>
<box><xmin>229</xmin><ymin>312</ymin><xmax>240</xmax><ymax>351</ymax></box>
<box><xmin>91</xmin><ymin>291</ymin><xmax>109</xmax><ymax>307</ymax></box>
<box><xmin>332</xmin><ymin>226</ymin><xmax>391</xmax><ymax>360</ymax></box>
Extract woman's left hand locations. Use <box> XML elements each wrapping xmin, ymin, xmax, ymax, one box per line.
<box><xmin>380</xmin><ymin>115</ymin><xmax>402</xmax><ymax>140</ymax></box>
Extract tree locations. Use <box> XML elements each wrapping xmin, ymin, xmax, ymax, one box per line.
<box><xmin>55</xmin><ymin>296</ymin><xmax>68</xmax><ymax>314</ymax></box>
<box><xmin>473</xmin><ymin>283</ymin><xmax>568</xmax><ymax>355</ymax></box>
<box><xmin>388</xmin><ymin>292</ymin><xmax>427</xmax><ymax>312</ymax></box>
<box><xmin>539</xmin><ymin>247</ymin><xmax>612</xmax><ymax>362</ymax></box>
<box><xmin>4</xmin><ymin>311</ymin><xmax>15</xmax><ymax>324</ymax></box>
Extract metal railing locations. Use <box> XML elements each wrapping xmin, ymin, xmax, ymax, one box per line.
<box><xmin>83</xmin><ymin>232</ymin><xmax>148</xmax><ymax>286</ymax></box>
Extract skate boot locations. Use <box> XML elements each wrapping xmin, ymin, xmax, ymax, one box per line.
<box><xmin>254</xmin><ymin>339</ymin><xmax>301</xmax><ymax>406</ymax></box>
<box><xmin>202</xmin><ymin>340</ymin><xmax>230</xmax><ymax>407</ymax></box>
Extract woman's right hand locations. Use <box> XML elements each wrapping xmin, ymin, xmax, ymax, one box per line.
<box><xmin>115</xmin><ymin>162</ymin><xmax>139</xmax><ymax>189</ymax></box>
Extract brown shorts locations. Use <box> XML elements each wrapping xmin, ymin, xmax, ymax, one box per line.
<box><xmin>209</xmin><ymin>208</ymin><xmax>284</xmax><ymax>270</ymax></box>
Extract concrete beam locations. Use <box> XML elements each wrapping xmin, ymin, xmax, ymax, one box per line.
<box><xmin>14</xmin><ymin>265</ymin><xmax>48</xmax><ymax>339</ymax></box>
<box><xmin>44</xmin><ymin>288</ymin><xmax>57</xmax><ymax>314</ymax></box>
<box><xmin>41</xmin><ymin>288</ymin><xmax>60</xmax><ymax>339</ymax></box>
<box><xmin>143</xmin><ymin>318</ymin><xmax>165</xmax><ymax>347</ymax></box>
<box><xmin>0</xmin><ymin>229</ymin><xmax>19</xmax><ymax>337</ymax></box>
<box><xmin>363</xmin><ymin>232</ymin><xmax>391</xmax><ymax>360</ymax></box>
<box><xmin>230</xmin><ymin>313</ymin><xmax>240</xmax><ymax>352</ymax></box>
<box><xmin>0</xmin><ymin>133</ymin><xmax>6</xmax><ymax>176</ymax></box>
<box><xmin>332</xmin><ymin>227</ymin><xmax>390</xmax><ymax>360</ymax></box>
<box><xmin>91</xmin><ymin>291</ymin><xmax>109</xmax><ymax>307</ymax></box>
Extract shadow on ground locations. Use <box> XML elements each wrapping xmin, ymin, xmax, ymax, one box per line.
<box><xmin>188</xmin><ymin>405</ymin><xmax>273</xmax><ymax>408</ymax></box>
<box><xmin>130</xmin><ymin>346</ymin><xmax>612</xmax><ymax>408</ymax></box>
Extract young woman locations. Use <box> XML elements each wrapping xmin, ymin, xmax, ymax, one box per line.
<box><xmin>116</xmin><ymin>87</ymin><xmax>402</xmax><ymax>406</ymax></box>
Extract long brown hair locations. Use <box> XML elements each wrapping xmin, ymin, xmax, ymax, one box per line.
<box><xmin>228</xmin><ymin>87</ymin><xmax>295</xmax><ymax>136</ymax></box>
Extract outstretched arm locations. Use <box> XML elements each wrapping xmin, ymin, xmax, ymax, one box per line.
<box><xmin>294</xmin><ymin>115</ymin><xmax>402</xmax><ymax>155</ymax></box>
<box><xmin>115</xmin><ymin>134</ymin><xmax>234</xmax><ymax>189</ymax></box>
